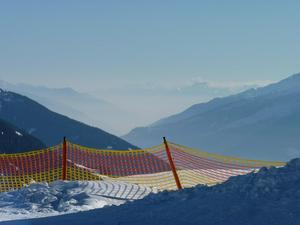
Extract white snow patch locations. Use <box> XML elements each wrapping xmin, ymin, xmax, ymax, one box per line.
<box><xmin>15</xmin><ymin>131</ymin><xmax>23</xmax><ymax>136</ymax></box>
<box><xmin>0</xmin><ymin>180</ymin><xmax>156</xmax><ymax>222</ymax></box>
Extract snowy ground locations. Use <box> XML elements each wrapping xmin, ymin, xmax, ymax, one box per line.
<box><xmin>0</xmin><ymin>180</ymin><xmax>156</xmax><ymax>222</ymax></box>
<box><xmin>2</xmin><ymin>158</ymin><xmax>300</xmax><ymax>225</ymax></box>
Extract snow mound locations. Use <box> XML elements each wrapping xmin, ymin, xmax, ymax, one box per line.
<box><xmin>0</xmin><ymin>180</ymin><xmax>156</xmax><ymax>222</ymax></box>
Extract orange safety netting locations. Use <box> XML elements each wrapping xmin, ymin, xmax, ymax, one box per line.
<box><xmin>0</xmin><ymin>141</ymin><xmax>285</xmax><ymax>192</ymax></box>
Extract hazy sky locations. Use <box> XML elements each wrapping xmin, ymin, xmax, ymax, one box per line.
<box><xmin>0</xmin><ymin>1</ymin><xmax>299</xmax><ymax>134</ymax></box>
<box><xmin>0</xmin><ymin>0</ymin><xmax>299</xmax><ymax>91</ymax></box>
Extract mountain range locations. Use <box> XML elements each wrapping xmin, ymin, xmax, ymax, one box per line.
<box><xmin>123</xmin><ymin>73</ymin><xmax>300</xmax><ymax>161</ymax></box>
<box><xmin>0</xmin><ymin>89</ymin><xmax>137</xmax><ymax>150</ymax></box>
<box><xmin>0</xmin><ymin>81</ymin><xmax>130</xmax><ymax>135</ymax></box>
<box><xmin>0</xmin><ymin>79</ymin><xmax>265</xmax><ymax>136</ymax></box>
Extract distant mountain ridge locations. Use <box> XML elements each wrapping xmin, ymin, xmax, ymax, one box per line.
<box><xmin>0</xmin><ymin>118</ymin><xmax>45</xmax><ymax>153</ymax></box>
<box><xmin>0</xmin><ymin>89</ymin><xmax>137</xmax><ymax>150</ymax></box>
<box><xmin>0</xmin><ymin>81</ymin><xmax>127</xmax><ymax>135</ymax></box>
<box><xmin>123</xmin><ymin>73</ymin><xmax>300</xmax><ymax>161</ymax></box>
<box><xmin>0</xmin><ymin>80</ymin><xmax>267</xmax><ymax>136</ymax></box>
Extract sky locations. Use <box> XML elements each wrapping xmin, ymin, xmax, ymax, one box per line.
<box><xmin>0</xmin><ymin>0</ymin><xmax>299</xmax><ymax>133</ymax></box>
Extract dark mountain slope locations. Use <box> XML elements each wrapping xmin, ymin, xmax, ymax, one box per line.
<box><xmin>0</xmin><ymin>118</ymin><xmax>45</xmax><ymax>153</ymax></box>
<box><xmin>0</xmin><ymin>89</ymin><xmax>137</xmax><ymax>149</ymax></box>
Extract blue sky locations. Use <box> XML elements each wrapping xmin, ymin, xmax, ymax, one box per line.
<box><xmin>0</xmin><ymin>0</ymin><xmax>300</xmax><ymax>133</ymax></box>
<box><xmin>0</xmin><ymin>0</ymin><xmax>299</xmax><ymax>91</ymax></box>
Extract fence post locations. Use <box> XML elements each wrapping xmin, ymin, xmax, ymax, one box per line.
<box><xmin>62</xmin><ymin>137</ymin><xmax>67</xmax><ymax>180</ymax></box>
<box><xmin>163</xmin><ymin>137</ymin><xmax>182</xmax><ymax>190</ymax></box>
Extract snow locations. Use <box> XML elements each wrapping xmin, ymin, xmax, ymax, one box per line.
<box><xmin>0</xmin><ymin>180</ymin><xmax>156</xmax><ymax>222</ymax></box>
<box><xmin>2</xmin><ymin>158</ymin><xmax>300</xmax><ymax>225</ymax></box>
<box><xmin>15</xmin><ymin>131</ymin><xmax>23</xmax><ymax>137</ymax></box>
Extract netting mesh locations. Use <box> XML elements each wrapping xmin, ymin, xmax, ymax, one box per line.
<box><xmin>0</xmin><ymin>145</ymin><xmax>62</xmax><ymax>192</ymax></box>
<box><xmin>66</xmin><ymin>142</ymin><xmax>175</xmax><ymax>190</ymax></box>
<box><xmin>0</xmin><ymin>141</ymin><xmax>285</xmax><ymax>192</ymax></box>
<box><xmin>168</xmin><ymin>143</ymin><xmax>284</xmax><ymax>187</ymax></box>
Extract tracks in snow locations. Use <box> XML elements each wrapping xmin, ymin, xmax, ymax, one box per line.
<box><xmin>78</xmin><ymin>180</ymin><xmax>156</xmax><ymax>200</ymax></box>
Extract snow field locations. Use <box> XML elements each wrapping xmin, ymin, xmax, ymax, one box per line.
<box><xmin>0</xmin><ymin>180</ymin><xmax>156</xmax><ymax>222</ymax></box>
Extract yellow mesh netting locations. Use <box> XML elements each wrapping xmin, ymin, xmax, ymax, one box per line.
<box><xmin>0</xmin><ymin>141</ymin><xmax>285</xmax><ymax>192</ymax></box>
